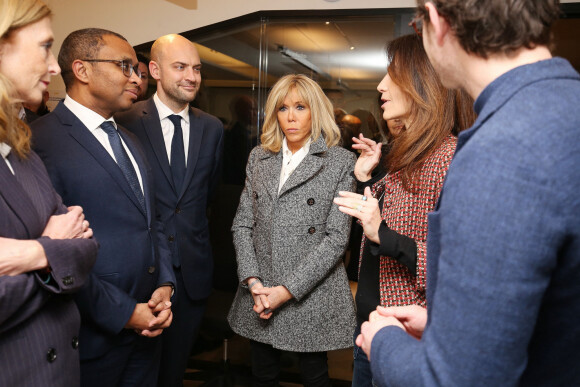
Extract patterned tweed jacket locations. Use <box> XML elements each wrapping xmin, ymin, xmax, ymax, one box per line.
<box><xmin>363</xmin><ymin>135</ymin><xmax>456</xmax><ymax>308</ymax></box>
<box><xmin>227</xmin><ymin>137</ymin><xmax>356</xmax><ymax>352</ymax></box>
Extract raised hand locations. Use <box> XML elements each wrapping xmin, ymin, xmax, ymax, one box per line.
<box><xmin>334</xmin><ymin>187</ymin><xmax>383</xmax><ymax>243</ymax></box>
<box><xmin>352</xmin><ymin>134</ymin><xmax>382</xmax><ymax>182</ymax></box>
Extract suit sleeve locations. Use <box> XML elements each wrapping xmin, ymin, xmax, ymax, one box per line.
<box><xmin>154</xmin><ymin>213</ymin><xmax>175</xmax><ymax>289</ymax></box>
<box><xmin>283</xmin><ymin>152</ymin><xmax>356</xmax><ymax>301</ymax></box>
<box><xmin>369</xmin><ymin>142</ymin><xmax>573</xmax><ymax>386</ymax></box>
<box><xmin>73</xmin><ymin>272</ymin><xmax>138</xmax><ymax>334</ymax></box>
<box><xmin>0</xmin><ymin>208</ymin><xmax>98</xmax><ymax>334</ymax></box>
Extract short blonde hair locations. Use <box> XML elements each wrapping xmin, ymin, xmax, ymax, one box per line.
<box><xmin>260</xmin><ymin>74</ymin><xmax>340</xmax><ymax>153</ymax></box>
<box><xmin>0</xmin><ymin>0</ymin><xmax>51</xmax><ymax>159</ymax></box>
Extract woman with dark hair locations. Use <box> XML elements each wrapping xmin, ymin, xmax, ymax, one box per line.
<box><xmin>0</xmin><ymin>1</ymin><xmax>97</xmax><ymax>385</ymax></box>
<box><xmin>228</xmin><ymin>74</ymin><xmax>356</xmax><ymax>386</ymax></box>
<box><xmin>333</xmin><ymin>34</ymin><xmax>475</xmax><ymax>386</ymax></box>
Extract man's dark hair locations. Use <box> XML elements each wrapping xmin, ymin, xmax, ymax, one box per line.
<box><xmin>58</xmin><ymin>28</ymin><xmax>128</xmax><ymax>89</ymax></box>
<box><xmin>417</xmin><ymin>0</ymin><xmax>561</xmax><ymax>58</ymax></box>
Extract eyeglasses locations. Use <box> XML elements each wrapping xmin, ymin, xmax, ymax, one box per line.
<box><xmin>81</xmin><ymin>59</ymin><xmax>142</xmax><ymax>78</ymax></box>
<box><xmin>409</xmin><ymin>16</ymin><xmax>423</xmax><ymax>37</ymax></box>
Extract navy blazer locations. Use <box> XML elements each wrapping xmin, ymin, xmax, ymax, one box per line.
<box><xmin>0</xmin><ymin>150</ymin><xmax>97</xmax><ymax>386</ymax></box>
<box><xmin>116</xmin><ymin>98</ymin><xmax>224</xmax><ymax>300</ymax></box>
<box><xmin>31</xmin><ymin>102</ymin><xmax>174</xmax><ymax>360</ymax></box>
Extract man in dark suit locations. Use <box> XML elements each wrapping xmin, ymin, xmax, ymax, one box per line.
<box><xmin>116</xmin><ymin>33</ymin><xmax>224</xmax><ymax>387</ymax></box>
<box><xmin>31</xmin><ymin>28</ymin><xmax>175</xmax><ymax>387</ymax></box>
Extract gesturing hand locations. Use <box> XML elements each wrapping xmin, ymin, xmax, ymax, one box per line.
<box><xmin>352</xmin><ymin>134</ymin><xmax>382</xmax><ymax>182</ymax></box>
<box><xmin>355</xmin><ymin>310</ymin><xmax>404</xmax><ymax>361</ymax></box>
<box><xmin>375</xmin><ymin>305</ymin><xmax>427</xmax><ymax>340</ymax></box>
<box><xmin>334</xmin><ymin>187</ymin><xmax>383</xmax><ymax>244</ymax></box>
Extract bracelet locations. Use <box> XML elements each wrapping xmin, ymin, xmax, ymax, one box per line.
<box><xmin>248</xmin><ymin>279</ymin><xmax>261</xmax><ymax>289</ymax></box>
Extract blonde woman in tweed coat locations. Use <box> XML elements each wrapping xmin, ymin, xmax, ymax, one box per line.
<box><xmin>334</xmin><ymin>35</ymin><xmax>476</xmax><ymax>386</ymax></box>
<box><xmin>227</xmin><ymin>74</ymin><xmax>356</xmax><ymax>386</ymax></box>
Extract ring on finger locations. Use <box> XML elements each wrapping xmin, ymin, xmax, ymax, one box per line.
<box><xmin>361</xmin><ymin>195</ymin><xmax>368</xmax><ymax>201</ymax></box>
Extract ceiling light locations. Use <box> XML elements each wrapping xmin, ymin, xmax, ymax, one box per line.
<box><xmin>277</xmin><ymin>45</ymin><xmax>331</xmax><ymax>79</ymax></box>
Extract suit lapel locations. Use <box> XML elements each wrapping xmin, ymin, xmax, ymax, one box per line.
<box><xmin>179</xmin><ymin>107</ymin><xmax>204</xmax><ymax>199</ymax></box>
<box><xmin>141</xmin><ymin>99</ymin><xmax>174</xmax><ymax>192</ymax></box>
<box><xmin>278</xmin><ymin>137</ymin><xmax>326</xmax><ymax>197</ymax></box>
<box><xmin>56</xmin><ymin>104</ymin><xmax>145</xmax><ymax>216</ymax></box>
<box><xmin>0</xmin><ymin>154</ymin><xmax>42</xmax><ymax>238</ymax></box>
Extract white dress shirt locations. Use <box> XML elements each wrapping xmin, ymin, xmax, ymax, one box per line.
<box><xmin>153</xmin><ymin>93</ymin><xmax>190</xmax><ymax>166</ymax></box>
<box><xmin>278</xmin><ymin>137</ymin><xmax>311</xmax><ymax>194</ymax></box>
<box><xmin>0</xmin><ymin>142</ymin><xmax>14</xmax><ymax>174</ymax></box>
<box><xmin>63</xmin><ymin>95</ymin><xmax>143</xmax><ymax>192</ymax></box>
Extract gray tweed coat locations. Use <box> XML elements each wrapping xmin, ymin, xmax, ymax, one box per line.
<box><xmin>227</xmin><ymin>137</ymin><xmax>356</xmax><ymax>352</ymax></box>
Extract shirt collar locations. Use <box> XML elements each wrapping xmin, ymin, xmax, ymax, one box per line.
<box><xmin>0</xmin><ymin>142</ymin><xmax>11</xmax><ymax>158</ymax></box>
<box><xmin>282</xmin><ymin>137</ymin><xmax>311</xmax><ymax>159</ymax></box>
<box><xmin>63</xmin><ymin>94</ymin><xmax>118</xmax><ymax>132</ymax></box>
<box><xmin>153</xmin><ymin>93</ymin><xmax>189</xmax><ymax>124</ymax></box>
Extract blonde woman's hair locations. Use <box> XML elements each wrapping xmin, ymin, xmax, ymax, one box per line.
<box><xmin>0</xmin><ymin>0</ymin><xmax>51</xmax><ymax>159</ymax></box>
<box><xmin>260</xmin><ymin>74</ymin><xmax>340</xmax><ymax>153</ymax></box>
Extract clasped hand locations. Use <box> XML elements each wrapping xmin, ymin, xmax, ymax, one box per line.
<box><xmin>355</xmin><ymin>305</ymin><xmax>427</xmax><ymax>360</ymax></box>
<box><xmin>0</xmin><ymin>206</ymin><xmax>93</xmax><ymax>276</ymax></box>
<box><xmin>126</xmin><ymin>285</ymin><xmax>173</xmax><ymax>337</ymax></box>
<box><xmin>247</xmin><ymin>278</ymin><xmax>292</xmax><ymax>320</ymax></box>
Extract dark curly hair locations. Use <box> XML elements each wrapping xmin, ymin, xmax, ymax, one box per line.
<box><xmin>416</xmin><ymin>0</ymin><xmax>561</xmax><ymax>58</ymax></box>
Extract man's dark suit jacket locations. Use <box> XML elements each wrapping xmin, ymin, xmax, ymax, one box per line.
<box><xmin>0</xmin><ymin>150</ymin><xmax>97</xmax><ymax>386</ymax></box>
<box><xmin>116</xmin><ymin>98</ymin><xmax>223</xmax><ymax>301</ymax></box>
<box><xmin>31</xmin><ymin>102</ymin><xmax>174</xmax><ymax>361</ymax></box>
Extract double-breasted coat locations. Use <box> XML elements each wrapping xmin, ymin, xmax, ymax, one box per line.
<box><xmin>0</xmin><ymin>150</ymin><xmax>98</xmax><ymax>386</ymax></box>
<box><xmin>227</xmin><ymin>137</ymin><xmax>356</xmax><ymax>352</ymax></box>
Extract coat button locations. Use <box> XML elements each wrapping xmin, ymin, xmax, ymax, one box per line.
<box><xmin>62</xmin><ymin>276</ymin><xmax>74</xmax><ymax>286</ymax></box>
<box><xmin>168</xmin><ymin>235</ymin><xmax>175</xmax><ymax>242</ymax></box>
<box><xmin>308</xmin><ymin>227</ymin><xmax>316</xmax><ymax>234</ymax></box>
<box><xmin>46</xmin><ymin>348</ymin><xmax>57</xmax><ymax>363</ymax></box>
<box><xmin>307</xmin><ymin>198</ymin><xmax>315</xmax><ymax>205</ymax></box>
<box><xmin>253</xmin><ymin>192</ymin><xmax>258</xmax><ymax>199</ymax></box>
<box><xmin>175</xmin><ymin>207</ymin><xmax>181</xmax><ymax>214</ymax></box>
<box><xmin>148</xmin><ymin>266</ymin><xmax>156</xmax><ymax>274</ymax></box>
<box><xmin>72</xmin><ymin>336</ymin><xmax>79</xmax><ymax>349</ymax></box>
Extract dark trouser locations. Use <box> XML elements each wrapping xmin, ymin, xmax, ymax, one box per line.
<box><xmin>81</xmin><ymin>335</ymin><xmax>162</xmax><ymax>387</ymax></box>
<box><xmin>250</xmin><ymin>340</ymin><xmax>331</xmax><ymax>387</ymax></box>
<box><xmin>157</xmin><ymin>268</ymin><xmax>207</xmax><ymax>387</ymax></box>
<box><xmin>352</xmin><ymin>325</ymin><xmax>375</xmax><ymax>387</ymax></box>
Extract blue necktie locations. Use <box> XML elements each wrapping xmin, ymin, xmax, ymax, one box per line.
<box><xmin>100</xmin><ymin>121</ymin><xmax>146</xmax><ymax>213</ymax></box>
<box><xmin>168</xmin><ymin>114</ymin><xmax>186</xmax><ymax>192</ymax></box>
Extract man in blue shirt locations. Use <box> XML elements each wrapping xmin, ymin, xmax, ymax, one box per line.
<box><xmin>357</xmin><ymin>1</ymin><xmax>580</xmax><ymax>385</ymax></box>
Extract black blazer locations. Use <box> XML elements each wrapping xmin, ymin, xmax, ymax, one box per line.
<box><xmin>31</xmin><ymin>102</ymin><xmax>174</xmax><ymax>360</ymax></box>
<box><xmin>117</xmin><ymin>98</ymin><xmax>224</xmax><ymax>300</ymax></box>
<box><xmin>0</xmin><ymin>150</ymin><xmax>97</xmax><ymax>386</ymax></box>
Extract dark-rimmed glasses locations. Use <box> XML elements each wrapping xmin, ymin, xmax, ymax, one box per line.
<box><xmin>409</xmin><ymin>16</ymin><xmax>423</xmax><ymax>37</ymax></box>
<box><xmin>81</xmin><ymin>59</ymin><xmax>142</xmax><ymax>78</ymax></box>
